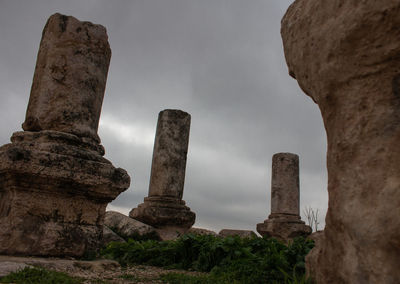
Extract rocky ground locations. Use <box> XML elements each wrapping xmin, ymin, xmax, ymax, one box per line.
<box><xmin>0</xmin><ymin>255</ymin><xmax>206</xmax><ymax>283</ymax></box>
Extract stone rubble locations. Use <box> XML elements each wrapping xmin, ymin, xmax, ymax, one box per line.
<box><xmin>104</xmin><ymin>211</ymin><xmax>159</xmax><ymax>240</ymax></box>
<box><xmin>218</xmin><ymin>229</ymin><xmax>257</xmax><ymax>238</ymax></box>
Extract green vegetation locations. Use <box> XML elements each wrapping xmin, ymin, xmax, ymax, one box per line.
<box><xmin>102</xmin><ymin>234</ymin><xmax>314</xmax><ymax>283</ymax></box>
<box><xmin>0</xmin><ymin>267</ymin><xmax>82</xmax><ymax>284</ymax></box>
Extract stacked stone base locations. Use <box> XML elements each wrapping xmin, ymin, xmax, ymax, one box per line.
<box><xmin>0</xmin><ymin>130</ymin><xmax>130</xmax><ymax>257</ymax></box>
<box><xmin>257</xmin><ymin>213</ymin><xmax>311</xmax><ymax>242</ymax></box>
<box><xmin>129</xmin><ymin>196</ymin><xmax>195</xmax><ymax>229</ymax></box>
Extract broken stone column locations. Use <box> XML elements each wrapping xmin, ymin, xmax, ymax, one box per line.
<box><xmin>0</xmin><ymin>13</ymin><xmax>130</xmax><ymax>257</ymax></box>
<box><xmin>257</xmin><ymin>153</ymin><xmax>311</xmax><ymax>241</ymax></box>
<box><xmin>281</xmin><ymin>1</ymin><xmax>400</xmax><ymax>283</ymax></box>
<box><xmin>130</xmin><ymin>110</ymin><xmax>195</xmax><ymax>234</ymax></box>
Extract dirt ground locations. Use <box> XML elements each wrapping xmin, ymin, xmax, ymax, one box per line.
<box><xmin>0</xmin><ymin>255</ymin><xmax>206</xmax><ymax>283</ymax></box>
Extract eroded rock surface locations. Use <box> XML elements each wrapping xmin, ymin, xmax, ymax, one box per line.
<box><xmin>22</xmin><ymin>13</ymin><xmax>111</xmax><ymax>143</ymax></box>
<box><xmin>130</xmin><ymin>110</ymin><xmax>195</xmax><ymax>231</ymax></box>
<box><xmin>257</xmin><ymin>153</ymin><xmax>311</xmax><ymax>241</ymax></box>
<box><xmin>102</xmin><ymin>226</ymin><xmax>126</xmax><ymax>246</ymax></box>
<box><xmin>188</xmin><ymin>227</ymin><xmax>217</xmax><ymax>236</ymax></box>
<box><xmin>0</xmin><ymin>14</ymin><xmax>130</xmax><ymax>257</ymax></box>
<box><xmin>104</xmin><ymin>211</ymin><xmax>159</xmax><ymax>240</ymax></box>
<box><xmin>218</xmin><ymin>229</ymin><xmax>257</xmax><ymax>238</ymax></box>
<box><xmin>281</xmin><ymin>1</ymin><xmax>400</xmax><ymax>283</ymax></box>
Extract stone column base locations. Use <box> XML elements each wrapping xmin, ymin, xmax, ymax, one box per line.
<box><xmin>0</xmin><ymin>131</ymin><xmax>130</xmax><ymax>257</ymax></box>
<box><xmin>256</xmin><ymin>214</ymin><xmax>311</xmax><ymax>242</ymax></box>
<box><xmin>129</xmin><ymin>196</ymin><xmax>195</xmax><ymax>229</ymax></box>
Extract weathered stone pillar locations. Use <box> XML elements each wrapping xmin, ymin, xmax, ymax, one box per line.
<box><xmin>130</xmin><ymin>110</ymin><xmax>195</xmax><ymax>233</ymax></box>
<box><xmin>257</xmin><ymin>153</ymin><xmax>311</xmax><ymax>241</ymax></box>
<box><xmin>0</xmin><ymin>13</ymin><xmax>130</xmax><ymax>257</ymax></box>
<box><xmin>281</xmin><ymin>1</ymin><xmax>400</xmax><ymax>283</ymax></box>
<box><xmin>22</xmin><ymin>13</ymin><xmax>110</xmax><ymax>144</ymax></box>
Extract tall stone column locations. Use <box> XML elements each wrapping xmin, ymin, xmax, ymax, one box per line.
<box><xmin>22</xmin><ymin>13</ymin><xmax>110</xmax><ymax>144</ymax></box>
<box><xmin>0</xmin><ymin>13</ymin><xmax>130</xmax><ymax>257</ymax></box>
<box><xmin>257</xmin><ymin>153</ymin><xmax>311</xmax><ymax>241</ymax></box>
<box><xmin>281</xmin><ymin>1</ymin><xmax>400</xmax><ymax>283</ymax></box>
<box><xmin>130</xmin><ymin>110</ymin><xmax>195</xmax><ymax>232</ymax></box>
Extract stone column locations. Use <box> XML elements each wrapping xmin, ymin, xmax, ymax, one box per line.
<box><xmin>130</xmin><ymin>110</ymin><xmax>195</xmax><ymax>232</ymax></box>
<box><xmin>22</xmin><ymin>13</ymin><xmax>111</xmax><ymax>144</ymax></box>
<box><xmin>270</xmin><ymin>153</ymin><xmax>300</xmax><ymax>218</ymax></box>
<box><xmin>257</xmin><ymin>153</ymin><xmax>311</xmax><ymax>241</ymax></box>
<box><xmin>0</xmin><ymin>13</ymin><xmax>130</xmax><ymax>257</ymax></box>
<box><xmin>281</xmin><ymin>1</ymin><xmax>400</xmax><ymax>283</ymax></box>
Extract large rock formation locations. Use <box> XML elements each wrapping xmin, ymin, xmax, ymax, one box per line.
<box><xmin>0</xmin><ymin>13</ymin><xmax>130</xmax><ymax>257</ymax></box>
<box><xmin>281</xmin><ymin>1</ymin><xmax>400</xmax><ymax>283</ymax></box>
<box><xmin>257</xmin><ymin>153</ymin><xmax>311</xmax><ymax>241</ymax></box>
<box><xmin>130</xmin><ymin>110</ymin><xmax>195</xmax><ymax>235</ymax></box>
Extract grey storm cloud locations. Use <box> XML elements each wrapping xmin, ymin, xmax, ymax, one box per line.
<box><xmin>0</xmin><ymin>0</ymin><xmax>327</xmax><ymax>232</ymax></box>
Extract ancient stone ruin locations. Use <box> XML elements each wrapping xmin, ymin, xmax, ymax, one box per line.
<box><xmin>282</xmin><ymin>1</ymin><xmax>400</xmax><ymax>283</ymax></box>
<box><xmin>130</xmin><ymin>109</ymin><xmax>195</xmax><ymax>237</ymax></box>
<box><xmin>0</xmin><ymin>13</ymin><xmax>130</xmax><ymax>257</ymax></box>
<box><xmin>257</xmin><ymin>153</ymin><xmax>311</xmax><ymax>241</ymax></box>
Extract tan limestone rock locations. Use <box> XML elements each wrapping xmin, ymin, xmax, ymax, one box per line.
<box><xmin>281</xmin><ymin>1</ymin><xmax>400</xmax><ymax>283</ymax></box>
<box><xmin>104</xmin><ymin>211</ymin><xmax>159</xmax><ymax>240</ymax></box>
<box><xmin>0</xmin><ymin>255</ymin><xmax>120</xmax><ymax>277</ymax></box>
<box><xmin>22</xmin><ymin>13</ymin><xmax>111</xmax><ymax>144</ymax></box>
<box><xmin>130</xmin><ymin>110</ymin><xmax>195</xmax><ymax>230</ymax></box>
<box><xmin>257</xmin><ymin>153</ymin><xmax>311</xmax><ymax>241</ymax></box>
<box><xmin>218</xmin><ymin>229</ymin><xmax>257</xmax><ymax>238</ymax></box>
<box><xmin>102</xmin><ymin>226</ymin><xmax>126</xmax><ymax>246</ymax></box>
<box><xmin>188</xmin><ymin>227</ymin><xmax>217</xmax><ymax>236</ymax></box>
<box><xmin>155</xmin><ymin>227</ymin><xmax>186</xmax><ymax>241</ymax></box>
<box><xmin>0</xmin><ymin>14</ymin><xmax>130</xmax><ymax>257</ymax></box>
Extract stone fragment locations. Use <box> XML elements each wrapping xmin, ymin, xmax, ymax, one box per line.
<box><xmin>101</xmin><ymin>226</ymin><xmax>126</xmax><ymax>246</ymax></box>
<box><xmin>104</xmin><ymin>211</ymin><xmax>159</xmax><ymax>240</ymax></box>
<box><xmin>281</xmin><ymin>1</ymin><xmax>400</xmax><ymax>283</ymax></box>
<box><xmin>155</xmin><ymin>228</ymin><xmax>185</xmax><ymax>241</ymax></box>
<box><xmin>257</xmin><ymin>153</ymin><xmax>311</xmax><ymax>241</ymax></box>
<box><xmin>188</xmin><ymin>227</ymin><xmax>218</xmax><ymax>236</ymax></box>
<box><xmin>0</xmin><ymin>14</ymin><xmax>130</xmax><ymax>257</ymax></box>
<box><xmin>218</xmin><ymin>229</ymin><xmax>257</xmax><ymax>238</ymax></box>
<box><xmin>130</xmin><ymin>110</ymin><xmax>195</xmax><ymax>230</ymax></box>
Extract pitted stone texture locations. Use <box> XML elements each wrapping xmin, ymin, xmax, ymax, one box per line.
<box><xmin>104</xmin><ymin>211</ymin><xmax>159</xmax><ymax>240</ymax></box>
<box><xmin>0</xmin><ymin>14</ymin><xmax>129</xmax><ymax>257</ymax></box>
<box><xmin>256</xmin><ymin>218</ymin><xmax>311</xmax><ymax>242</ymax></box>
<box><xmin>282</xmin><ymin>1</ymin><xmax>400</xmax><ymax>283</ymax></box>
<box><xmin>148</xmin><ymin>109</ymin><xmax>191</xmax><ymax>199</ymax></box>
<box><xmin>0</xmin><ymin>131</ymin><xmax>130</xmax><ymax>256</ymax></box>
<box><xmin>130</xmin><ymin>196</ymin><xmax>195</xmax><ymax>229</ymax></box>
<box><xmin>130</xmin><ymin>109</ymin><xmax>195</xmax><ymax>230</ymax></box>
<box><xmin>188</xmin><ymin>227</ymin><xmax>217</xmax><ymax>236</ymax></box>
<box><xmin>218</xmin><ymin>229</ymin><xmax>257</xmax><ymax>238</ymax></box>
<box><xmin>257</xmin><ymin>153</ymin><xmax>310</xmax><ymax>241</ymax></box>
<box><xmin>22</xmin><ymin>13</ymin><xmax>111</xmax><ymax>143</ymax></box>
<box><xmin>271</xmin><ymin>153</ymin><xmax>299</xmax><ymax>217</ymax></box>
<box><xmin>102</xmin><ymin>226</ymin><xmax>126</xmax><ymax>246</ymax></box>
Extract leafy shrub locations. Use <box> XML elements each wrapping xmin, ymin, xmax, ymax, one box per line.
<box><xmin>101</xmin><ymin>234</ymin><xmax>314</xmax><ymax>283</ymax></box>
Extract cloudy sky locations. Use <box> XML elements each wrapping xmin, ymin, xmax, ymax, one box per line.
<box><xmin>0</xmin><ymin>0</ymin><xmax>327</xmax><ymax>233</ymax></box>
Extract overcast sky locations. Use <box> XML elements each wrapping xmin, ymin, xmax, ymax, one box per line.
<box><xmin>0</xmin><ymin>0</ymin><xmax>328</xmax><ymax>233</ymax></box>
